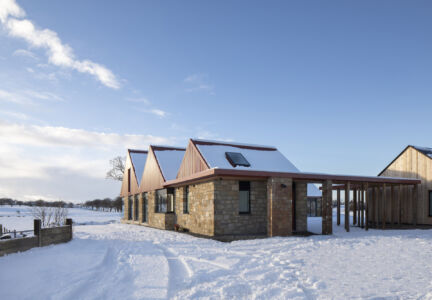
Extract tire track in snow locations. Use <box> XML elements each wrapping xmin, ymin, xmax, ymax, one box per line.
<box><xmin>155</xmin><ymin>244</ymin><xmax>193</xmax><ymax>299</ymax></box>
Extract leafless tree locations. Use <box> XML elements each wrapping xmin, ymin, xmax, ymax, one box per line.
<box><xmin>106</xmin><ymin>156</ymin><xmax>126</xmax><ymax>181</ymax></box>
<box><xmin>31</xmin><ymin>206</ymin><xmax>69</xmax><ymax>227</ymax></box>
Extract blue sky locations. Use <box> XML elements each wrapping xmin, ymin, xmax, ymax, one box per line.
<box><xmin>0</xmin><ymin>0</ymin><xmax>431</xmax><ymax>202</ymax></box>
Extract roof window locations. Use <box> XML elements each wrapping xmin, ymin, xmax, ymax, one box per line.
<box><xmin>225</xmin><ymin>152</ymin><xmax>250</xmax><ymax>167</ymax></box>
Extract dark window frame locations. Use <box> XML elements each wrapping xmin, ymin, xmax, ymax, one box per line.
<box><xmin>128</xmin><ymin>196</ymin><xmax>132</xmax><ymax>220</ymax></box>
<box><xmin>183</xmin><ymin>186</ymin><xmax>190</xmax><ymax>214</ymax></box>
<box><xmin>155</xmin><ymin>189</ymin><xmax>167</xmax><ymax>213</ymax></box>
<box><xmin>127</xmin><ymin>168</ymin><xmax>131</xmax><ymax>193</ymax></box>
<box><xmin>239</xmin><ymin>181</ymin><xmax>251</xmax><ymax>214</ymax></box>
<box><xmin>429</xmin><ymin>190</ymin><xmax>432</xmax><ymax>217</ymax></box>
<box><xmin>142</xmin><ymin>192</ymin><xmax>148</xmax><ymax>222</ymax></box>
<box><xmin>134</xmin><ymin>195</ymin><xmax>139</xmax><ymax>221</ymax></box>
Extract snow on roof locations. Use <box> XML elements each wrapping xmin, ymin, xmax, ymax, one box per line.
<box><xmin>412</xmin><ymin>145</ymin><xmax>432</xmax><ymax>159</ymax></box>
<box><xmin>194</xmin><ymin>141</ymin><xmax>322</xmax><ymax>197</ymax></box>
<box><xmin>129</xmin><ymin>150</ymin><xmax>147</xmax><ymax>184</ymax></box>
<box><xmin>153</xmin><ymin>147</ymin><xmax>186</xmax><ymax>181</ymax></box>
<box><xmin>308</xmin><ymin>184</ymin><xmax>321</xmax><ymax>197</ymax></box>
<box><xmin>193</xmin><ymin>139</ymin><xmax>277</xmax><ymax>150</ymax></box>
<box><xmin>195</xmin><ymin>143</ymin><xmax>298</xmax><ymax>172</ymax></box>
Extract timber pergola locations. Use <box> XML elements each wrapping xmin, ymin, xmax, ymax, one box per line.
<box><xmin>165</xmin><ymin>168</ymin><xmax>421</xmax><ymax>235</ymax></box>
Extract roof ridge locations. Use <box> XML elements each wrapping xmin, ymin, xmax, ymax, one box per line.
<box><xmin>191</xmin><ymin>138</ymin><xmax>277</xmax><ymax>150</ymax></box>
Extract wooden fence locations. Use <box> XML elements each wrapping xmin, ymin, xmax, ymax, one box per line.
<box><xmin>0</xmin><ymin>219</ymin><xmax>73</xmax><ymax>257</ymax></box>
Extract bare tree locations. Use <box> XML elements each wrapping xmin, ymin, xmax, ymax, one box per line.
<box><xmin>31</xmin><ymin>206</ymin><xmax>69</xmax><ymax>227</ymax></box>
<box><xmin>106</xmin><ymin>156</ymin><xmax>126</xmax><ymax>181</ymax></box>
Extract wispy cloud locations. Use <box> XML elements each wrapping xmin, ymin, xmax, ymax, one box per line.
<box><xmin>147</xmin><ymin>108</ymin><xmax>167</xmax><ymax>118</ymax></box>
<box><xmin>184</xmin><ymin>73</ymin><xmax>215</xmax><ymax>94</ymax></box>
<box><xmin>0</xmin><ymin>88</ymin><xmax>63</xmax><ymax>105</ymax></box>
<box><xmin>0</xmin><ymin>0</ymin><xmax>120</xmax><ymax>89</ymax></box>
<box><xmin>126</xmin><ymin>97</ymin><xmax>151</xmax><ymax>105</ymax></box>
<box><xmin>13</xmin><ymin>48</ymin><xmax>37</xmax><ymax>59</ymax></box>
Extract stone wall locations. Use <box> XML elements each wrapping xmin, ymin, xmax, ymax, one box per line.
<box><xmin>267</xmin><ymin>177</ymin><xmax>293</xmax><ymax>237</ymax></box>
<box><xmin>294</xmin><ymin>182</ymin><xmax>308</xmax><ymax>233</ymax></box>
<box><xmin>213</xmin><ymin>179</ymin><xmax>267</xmax><ymax>236</ymax></box>
<box><xmin>0</xmin><ymin>219</ymin><xmax>73</xmax><ymax>257</ymax></box>
<box><xmin>175</xmin><ymin>181</ymin><xmax>215</xmax><ymax>236</ymax></box>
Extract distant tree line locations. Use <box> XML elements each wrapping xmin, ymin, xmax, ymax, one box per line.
<box><xmin>0</xmin><ymin>198</ymin><xmax>74</xmax><ymax>208</ymax></box>
<box><xmin>82</xmin><ymin>197</ymin><xmax>122</xmax><ymax>212</ymax></box>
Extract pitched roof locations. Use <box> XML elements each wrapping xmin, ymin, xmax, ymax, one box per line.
<box><xmin>378</xmin><ymin>145</ymin><xmax>432</xmax><ymax>176</ymax></box>
<box><xmin>191</xmin><ymin>139</ymin><xmax>321</xmax><ymax>196</ymax></box>
<box><xmin>191</xmin><ymin>139</ymin><xmax>299</xmax><ymax>173</ymax></box>
<box><xmin>151</xmin><ymin>146</ymin><xmax>186</xmax><ymax>181</ymax></box>
<box><xmin>411</xmin><ymin>145</ymin><xmax>432</xmax><ymax>159</ymax></box>
<box><xmin>128</xmin><ymin>149</ymin><xmax>148</xmax><ymax>185</ymax></box>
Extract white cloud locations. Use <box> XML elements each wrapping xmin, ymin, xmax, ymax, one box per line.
<box><xmin>148</xmin><ymin>109</ymin><xmax>167</xmax><ymax>117</ymax></box>
<box><xmin>0</xmin><ymin>0</ymin><xmax>120</xmax><ymax>89</ymax></box>
<box><xmin>0</xmin><ymin>120</ymin><xmax>176</xmax><ymax>201</ymax></box>
<box><xmin>183</xmin><ymin>73</ymin><xmax>214</xmax><ymax>94</ymax></box>
<box><xmin>0</xmin><ymin>0</ymin><xmax>24</xmax><ymax>23</ymax></box>
<box><xmin>0</xmin><ymin>88</ymin><xmax>63</xmax><ymax>105</ymax></box>
<box><xmin>126</xmin><ymin>97</ymin><xmax>151</xmax><ymax>105</ymax></box>
<box><xmin>13</xmin><ymin>48</ymin><xmax>37</xmax><ymax>59</ymax></box>
<box><xmin>0</xmin><ymin>109</ymin><xmax>29</xmax><ymax>120</ymax></box>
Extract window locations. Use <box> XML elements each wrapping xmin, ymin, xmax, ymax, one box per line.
<box><xmin>155</xmin><ymin>189</ymin><xmax>167</xmax><ymax>213</ymax></box>
<box><xmin>155</xmin><ymin>189</ymin><xmax>175</xmax><ymax>213</ymax></box>
<box><xmin>225</xmin><ymin>152</ymin><xmax>250</xmax><ymax>167</ymax></box>
<box><xmin>167</xmin><ymin>188</ymin><xmax>175</xmax><ymax>213</ymax></box>
<box><xmin>142</xmin><ymin>193</ymin><xmax>148</xmax><ymax>222</ymax></box>
<box><xmin>429</xmin><ymin>190</ymin><xmax>432</xmax><ymax>217</ymax></box>
<box><xmin>239</xmin><ymin>181</ymin><xmax>251</xmax><ymax>214</ymax></box>
<box><xmin>127</xmin><ymin>168</ymin><xmax>131</xmax><ymax>193</ymax></box>
<box><xmin>134</xmin><ymin>195</ymin><xmax>139</xmax><ymax>221</ymax></box>
<box><xmin>128</xmin><ymin>196</ymin><xmax>132</xmax><ymax>220</ymax></box>
<box><xmin>183</xmin><ymin>186</ymin><xmax>190</xmax><ymax>214</ymax></box>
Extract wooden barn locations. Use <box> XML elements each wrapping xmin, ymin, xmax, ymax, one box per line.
<box><xmin>378</xmin><ymin>145</ymin><xmax>432</xmax><ymax>226</ymax></box>
<box><xmin>120</xmin><ymin>139</ymin><xmax>421</xmax><ymax>240</ymax></box>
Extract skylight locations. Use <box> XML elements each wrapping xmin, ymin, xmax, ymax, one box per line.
<box><xmin>225</xmin><ymin>152</ymin><xmax>250</xmax><ymax>167</ymax></box>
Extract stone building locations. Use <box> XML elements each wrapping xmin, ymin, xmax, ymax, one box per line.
<box><xmin>121</xmin><ymin>139</ymin><xmax>420</xmax><ymax>240</ymax></box>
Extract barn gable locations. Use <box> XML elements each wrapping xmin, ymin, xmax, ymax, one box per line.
<box><xmin>140</xmin><ymin>145</ymin><xmax>185</xmax><ymax>192</ymax></box>
<box><xmin>120</xmin><ymin>149</ymin><xmax>148</xmax><ymax>197</ymax></box>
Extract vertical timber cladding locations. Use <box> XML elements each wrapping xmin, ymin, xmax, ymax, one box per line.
<box><xmin>321</xmin><ymin>180</ymin><xmax>333</xmax><ymax>235</ymax></box>
<box><xmin>267</xmin><ymin>177</ymin><xmax>293</xmax><ymax>237</ymax></box>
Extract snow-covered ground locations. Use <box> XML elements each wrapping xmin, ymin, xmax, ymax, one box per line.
<box><xmin>0</xmin><ymin>206</ymin><xmax>121</xmax><ymax>231</ymax></box>
<box><xmin>1</xmin><ymin>207</ymin><xmax>432</xmax><ymax>299</ymax></box>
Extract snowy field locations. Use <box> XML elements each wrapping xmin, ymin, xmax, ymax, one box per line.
<box><xmin>0</xmin><ymin>206</ymin><xmax>121</xmax><ymax>231</ymax></box>
<box><xmin>1</xmin><ymin>207</ymin><xmax>432</xmax><ymax>299</ymax></box>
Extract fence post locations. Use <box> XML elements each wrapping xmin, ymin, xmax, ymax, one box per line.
<box><xmin>34</xmin><ymin>219</ymin><xmax>41</xmax><ymax>247</ymax></box>
<box><xmin>0</xmin><ymin>224</ymin><xmax>2</xmax><ymax>235</ymax></box>
<box><xmin>66</xmin><ymin>218</ymin><xmax>73</xmax><ymax>241</ymax></box>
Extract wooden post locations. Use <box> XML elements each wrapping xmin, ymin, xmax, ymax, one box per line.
<box><xmin>66</xmin><ymin>218</ymin><xmax>73</xmax><ymax>240</ymax></box>
<box><xmin>365</xmin><ymin>183</ymin><xmax>369</xmax><ymax>231</ymax></box>
<box><xmin>0</xmin><ymin>224</ymin><xmax>2</xmax><ymax>236</ymax></box>
<box><xmin>382</xmin><ymin>184</ymin><xmax>386</xmax><ymax>229</ymax></box>
<box><xmin>375</xmin><ymin>187</ymin><xmax>379</xmax><ymax>228</ymax></box>
<box><xmin>360</xmin><ymin>186</ymin><xmax>365</xmax><ymax>228</ymax></box>
<box><xmin>337</xmin><ymin>188</ymin><xmax>341</xmax><ymax>226</ymax></box>
<box><xmin>412</xmin><ymin>184</ymin><xmax>417</xmax><ymax>226</ymax></box>
<box><xmin>34</xmin><ymin>219</ymin><xmax>42</xmax><ymax>247</ymax></box>
<box><xmin>357</xmin><ymin>189</ymin><xmax>361</xmax><ymax>227</ymax></box>
<box><xmin>398</xmin><ymin>184</ymin><xmax>402</xmax><ymax>226</ymax></box>
<box><xmin>390</xmin><ymin>185</ymin><xmax>395</xmax><ymax>225</ymax></box>
<box><xmin>353</xmin><ymin>188</ymin><xmax>357</xmax><ymax>225</ymax></box>
<box><xmin>345</xmin><ymin>182</ymin><xmax>350</xmax><ymax>232</ymax></box>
